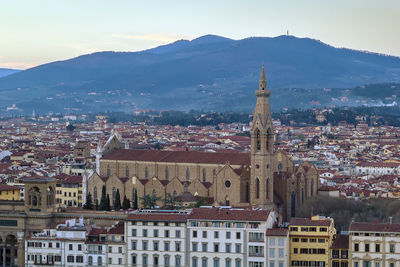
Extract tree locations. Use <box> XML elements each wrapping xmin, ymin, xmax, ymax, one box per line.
<box><xmin>122</xmin><ymin>195</ymin><xmax>131</xmax><ymax>210</ymax></box>
<box><xmin>99</xmin><ymin>185</ymin><xmax>107</xmax><ymax>210</ymax></box>
<box><xmin>105</xmin><ymin>194</ymin><xmax>111</xmax><ymax>211</ymax></box>
<box><xmin>140</xmin><ymin>194</ymin><xmax>161</xmax><ymax>209</ymax></box>
<box><xmin>164</xmin><ymin>193</ymin><xmax>176</xmax><ymax>209</ymax></box>
<box><xmin>83</xmin><ymin>192</ymin><xmax>93</xmax><ymax>210</ymax></box>
<box><xmin>133</xmin><ymin>189</ymin><xmax>138</xmax><ymax>210</ymax></box>
<box><xmin>114</xmin><ymin>189</ymin><xmax>122</xmax><ymax>210</ymax></box>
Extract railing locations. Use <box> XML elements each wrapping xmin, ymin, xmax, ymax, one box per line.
<box><xmin>249</xmin><ymin>238</ymin><xmax>264</xmax><ymax>242</ymax></box>
<box><xmin>248</xmin><ymin>252</ymin><xmax>264</xmax><ymax>257</ymax></box>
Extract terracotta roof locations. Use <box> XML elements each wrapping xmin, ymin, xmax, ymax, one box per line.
<box><xmin>127</xmin><ymin>211</ymin><xmax>189</xmax><ymax>222</ymax></box>
<box><xmin>102</xmin><ymin>149</ymin><xmax>250</xmax><ymax>165</ymax></box>
<box><xmin>349</xmin><ymin>222</ymin><xmax>400</xmax><ymax>233</ymax></box>
<box><xmin>331</xmin><ymin>234</ymin><xmax>349</xmax><ymax>249</ymax></box>
<box><xmin>289</xmin><ymin>217</ymin><xmax>332</xmax><ymax>227</ymax></box>
<box><xmin>189</xmin><ymin>207</ymin><xmax>270</xmax><ymax>222</ymax></box>
<box><xmin>266</xmin><ymin>228</ymin><xmax>289</xmax><ymax>236</ymax></box>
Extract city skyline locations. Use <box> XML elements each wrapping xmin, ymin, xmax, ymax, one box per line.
<box><xmin>1</xmin><ymin>0</ymin><xmax>399</xmax><ymax>69</ymax></box>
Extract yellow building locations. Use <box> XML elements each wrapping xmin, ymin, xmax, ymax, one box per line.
<box><xmin>0</xmin><ymin>184</ymin><xmax>22</xmax><ymax>200</ymax></box>
<box><xmin>55</xmin><ymin>174</ymin><xmax>83</xmax><ymax>207</ymax></box>
<box><xmin>289</xmin><ymin>215</ymin><xmax>336</xmax><ymax>267</ymax></box>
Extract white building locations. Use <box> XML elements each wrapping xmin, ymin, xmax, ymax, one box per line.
<box><xmin>355</xmin><ymin>162</ymin><xmax>400</xmax><ymax>177</ymax></box>
<box><xmin>24</xmin><ymin>218</ymin><xmax>86</xmax><ymax>267</ymax></box>
<box><xmin>125</xmin><ymin>209</ymin><xmax>189</xmax><ymax>267</ymax></box>
<box><xmin>349</xmin><ymin>222</ymin><xmax>400</xmax><ymax>267</ymax></box>
<box><xmin>265</xmin><ymin>228</ymin><xmax>289</xmax><ymax>267</ymax></box>
<box><xmin>187</xmin><ymin>207</ymin><xmax>276</xmax><ymax>267</ymax></box>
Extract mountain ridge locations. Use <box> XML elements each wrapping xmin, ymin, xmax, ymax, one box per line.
<box><xmin>0</xmin><ymin>35</ymin><xmax>400</xmax><ymax>114</ymax></box>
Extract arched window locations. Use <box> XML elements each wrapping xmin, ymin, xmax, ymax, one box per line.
<box><xmin>106</xmin><ymin>165</ymin><xmax>110</xmax><ymax>176</ymax></box>
<box><xmin>88</xmin><ymin>256</ymin><xmax>93</xmax><ymax>266</ymax></box>
<box><xmin>152</xmin><ymin>189</ymin><xmax>156</xmax><ymax>199</ymax></box>
<box><xmin>94</xmin><ymin>187</ymin><xmax>98</xmax><ymax>203</ymax></box>
<box><xmin>132</xmin><ymin>189</ymin><xmax>137</xmax><ymax>207</ymax></box>
<box><xmin>302</xmin><ymin>188</ymin><xmax>304</xmax><ymax>204</ymax></box>
<box><xmin>278</xmin><ymin>163</ymin><xmax>283</xmax><ymax>172</ymax></box>
<box><xmin>145</xmin><ymin>167</ymin><xmax>149</xmax><ymax>178</ymax></box>
<box><xmin>165</xmin><ymin>167</ymin><xmax>169</xmax><ymax>180</ymax></box>
<box><xmin>98</xmin><ymin>256</ymin><xmax>102</xmax><ymax>266</ymax></box>
<box><xmin>32</xmin><ymin>196</ymin><xmax>38</xmax><ymax>206</ymax></box>
<box><xmin>213</xmin><ymin>169</ymin><xmax>216</xmax><ymax>177</ymax></box>
<box><xmin>202</xmin><ymin>168</ymin><xmax>206</xmax><ymax>182</ymax></box>
<box><xmin>256</xmin><ymin>178</ymin><xmax>260</xmax><ymax>199</ymax></box>
<box><xmin>112</xmin><ymin>187</ymin><xmax>116</xmax><ymax>203</ymax></box>
<box><xmin>173</xmin><ymin>190</ymin><xmax>177</xmax><ymax>199</ymax></box>
<box><xmin>266</xmin><ymin>128</ymin><xmax>272</xmax><ymax>151</ymax></box>
<box><xmin>186</xmin><ymin>168</ymin><xmax>190</xmax><ymax>181</ymax></box>
<box><xmin>246</xmin><ymin>182</ymin><xmax>250</xmax><ymax>202</ymax></box>
<box><xmin>291</xmin><ymin>192</ymin><xmax>296</xmax><ymax>218</ymax></box>
<box><xmin>256</xmin><ymin>129</ymin><xmax>261</xmax><ymax>151</ymax></box>
<box><xmin>126</xmin><ymin>166</ymin><xmax>129</xmax><ymax>177</ymax></box>
<box><xmin>311</xmin><ymin>179</ymin><xmax>314</xmax><ymax>196</ymax></box>
<box><xmin>266</xmin><ymin>178</ymin><xmax>270</xmax><ymax>200</ymax></box>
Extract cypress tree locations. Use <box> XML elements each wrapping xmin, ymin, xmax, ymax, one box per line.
<box><xmin>114</xmin><ymin>189</ymin><xmax>121</xmax><ymax>210</ymax></box>
<box><xmin>99</xmin><ymin>185</ymin><xmax>107</xmax><ymax>210</ymax></box>
<box><xmin>105</xmin><ymin>194</ymin><xmax>111</xmax><ymax>211</ymax></box>
<box><xmin>83</xmin><ymin>192</ymin><xmax>93</xmax><ymax>210</ymax></box>
<box><xmin>133</xmin><ymin>189</ymin><xmax>138</xmax><ymax>210</ymax></box>
<box><xmin>122</xmin><ymin>195</ymin><xmax>131</xmax><ymax>210</ymax></box>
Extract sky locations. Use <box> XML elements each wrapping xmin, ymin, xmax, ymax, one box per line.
<box><xmin>1</xmin><ymin>0</ymin><xmax>399</xmax><ymax>69</ymax></box>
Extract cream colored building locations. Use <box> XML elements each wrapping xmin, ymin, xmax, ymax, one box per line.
<box><xmin>349</xmin><ymin>222</ymin><xmax>400</xmax><ymax>267</ymax></box>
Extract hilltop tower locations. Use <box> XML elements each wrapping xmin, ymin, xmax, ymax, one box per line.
<box><xmin>250</xmin><ymin>65</ymin><xmax>275</xmax><ymax>208</ymax></box>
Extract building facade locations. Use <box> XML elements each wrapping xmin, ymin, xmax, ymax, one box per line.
<box><xmin>266</xmin><ymin>228</ymin><xmax>290</xmax><ymax>267</ymax></box>
<box><xmin>349</xmin><ymin>222</ymin><xmax>400</xmax><ymax>267</ymax></box>
<box><xmin>289</xmin><ymin>215</ymin><xmax>336</xmax><ymax>267</ymax></box>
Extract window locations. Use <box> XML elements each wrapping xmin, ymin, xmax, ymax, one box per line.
<box><xmin>145</xmin><ymin>167</ymin><xmax>149</xmax><ymax>178</ymax></box>
<box><xmin>107</xmin><ymin>165</ymin><xmax>110</xmax><ymax>176</ymax></box>
<box><xmin>365</xmin><ymin>243</ymin><xmax>370</xmax><ymax>252</ymax></box>
<box><xmin>214</xmin><ymin>258</ymin><xmax>220</xmax><ymax>267</ymax></box>
<box><xmin>203</xmin><ymin>231</ymin><xmax>207</xmax><ymax>238</ymax></box>
<box><xmin>301</xmin><ymin>227</ymin><xmax>308</xmax><ymax>232</ymax></box>
<box><xmin>375</xmin><ymin>243</ymin><xmax>380</xmax><ymax>252</ymax></box>
<box><xmin>176</xmin><ymin>256</ymin><xmax>181</xmax><ymax>267</ymax></box>
<box><xmin>132</xmin><ymin>255</ymin><xmax>137</xmax><ymax>266</ymax></box>
<box><xmin>176</xmin><ymin>230</ymin><xmax>181</xmax><ymax>238</ymax></box>
<box><xmin>78</xmin><ymin>244</ymin><xmax>82</xmax><ymax>251</ymax></box>
<box><xmin>225</xmin><ymin>259</ymin><xmax>231</xmax><ymax>267</ymax></box>
<box><xmin>153</xmin><ymin>241</ymin><xmax>159</xmax><ymax>251</ymax></box>
<box><xmin>154</xmin><ymin>256</ymin><xmax>159</xmax><ymax>267</ymax></box>
<box><xmin>214</xmin><ymin>243</ymin><xmax>219</xmax><ymax>252</ymax></box>
<box><xmin>235</xmin><ymin>259</ymin><xmax>241</xmax><ymax>267</ymax></box>
<box><xmin>109</xmin><ymin>247</ymin><xmax>112</xmax><ymax>253</ymax></box>
<box><xmin>132</xmin><ymin>229</ymin><xmax>137</xmax><ymax>236</ymax></box>
<box><xmin>203</xmin><ymin>168</ymin><xmax>206</xmax><ymax>182</ymax></box>
<box><xmin>192</xmin><ymin>242</ymin><xmax>198</xmax><ymax>252</ymax></box>
<box><xmin>186</xmin><ymin>168</ymin><xmax>190</xmax><ymax>180</ymax></box>
<box><xmin>320</xmin><ymin>227</ymin><xmax>327</xmax><ymax>232</ymax></box>
<box><xmin>354</xmin><ymin>243</ymin><xmax>359</xmax><ymax>252</ymax></box>
<box><xmin>143</xmin><ymin>229</ymin><xmax>148</xmax><ymax>237</ymax></box>
<box><xmin>118</xmin><ymin>247</ymin><xmax>122</xmax><ymax>253</ymax></box>
<box><xmin>235</xmin><ymin>244</ymin><xmax>241</xmax><ymax>253</ymax></box>
<box><xmin>142</xmin><ymin>241</ymin><xmax>148</xmax><ymax>250</ymax></box>
<box><xmin>131</xmin><ymin>241</ymin><xmax>137</xmax><ymax>250</ymax></box>
<box><xmin>202</xmin><ymin>243</ymin><xmax>208</xmax><ymax>252</ymax></box>
<box><xmin>67</xmin><ymin>256</ymin><xmax>74</xmax><ymax>263</ymax></box>
<box><xmin>202</xmin><ymin>258</ymin><xmax>208</xmax><ymax>267</ymax></box>
<box><xmin>109</xmin><ymin>258</ymin><xmax>112</xmax><ymax>264</ymax></box>
<box><xmin>88</xmin><ymin>256</ymin><xmax>93</xmax><ymax>266</ymax></box>
<box><xmin>192</xmin><ymin>257</ymin><xmax>198</xmax><ymax>267</ymax></box>
<box><xmin>69</xmin><ymin>244</ymin><xmax>73</xmax><ymax>250</ymax></box>
<box><xmin>278</xmin><ymin>238</ymin><xmax>284</xmax><ymax>246</ymax></box>
<box><xmin>126</xmin><ymin>166</ymin><xmax>129</xmax><ymax>177</ymax></box>
<box><xmin>164</xmin><ymin>256</ymin><xmax>170</xmax><ymax>267</ymax></box>
<box><xmin>236</xmin><ymin>232</ymin><xmax>241</xmax><ymax>239</ymax></box>
<box><xmin>269</xmin><ymin>238</ymin><xmax>275</xmax><ymax>245</ymax></box>
<box><xmin>278</xmin><ymin>248</ymin><xmax>284</xmax><ymax>258</ymax></box>
<box><xmin>143</xmin><ymin>255</ymin><xmax>148</xmax><ymax>267</ymax></box>
<box><xmin>214</xmin><ymin>231</ymin><xmax>219</xmax><ymax>238</ymax></box>
<box><xmin>154</xmin><ymin>229</ymin><xmax>159</xmax><ymax>237</ymax></box>
<box><xmin>226</xmin><ymin>243</ymin><xmax>231</xmax><ymax>253</ymax></box>
<box><xmin>226</xmin><ymin>232</ymin><xmax>231</xmax><ymax>239</ymax></box>
<box><xmin>165</xmin><ymin>242</ymin><xmax>170</xmax><ymax>251</ymax></box>
<box><xmin>256</xmin><ymin>178</ymin><xmax>260</xmax><ymax>198</ymax></box>
<box><xmin>176</xmin><ymin>242</ymin><xmax>181</xmax><ymax>251</ymax></box>
<box><xmin>270</xmin><ymin>248</ymin><xmax>275</xmax><ymax>258</ymax></box>
<box><xmin>390</xmin><ymin>244</ymin><xmax>395</xmax><ymax>253</ymax></box>
<box><xmin>193</xmin><ymin>230</ymin><xmax>197</xmax><ymax>238</ymax></box>
<box><xmin>76</xmin><ymin>256</ymin><xmax>83</xmax><ymax>263</ymax></box>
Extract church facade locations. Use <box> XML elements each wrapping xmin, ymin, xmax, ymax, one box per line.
<box><xmin>86</xmin><ymin>66</ymin><xmax>319</xmax><ymax>221</ymax></box>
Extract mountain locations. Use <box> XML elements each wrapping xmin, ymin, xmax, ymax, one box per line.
<box><xmin>0</xmin><ymin>68</ymin><xmax>21</xmax><ymax>78</ymax></box>
<box><xmin>0</xmin><ymin>34</ymin><xmax>400</xmax><ymax>114</ymax></box>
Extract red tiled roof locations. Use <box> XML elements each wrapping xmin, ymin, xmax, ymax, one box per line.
<box><xmin>266</xmin><ymin>228</ymin><xmax>289</xmax><ymax>236</ymax></box>
<box><xmin>189</xmin><ymin>207</ymin><xmax>270</xmax><ymax>222</ymax></box>
<box><xmin>331</xmin><ymin>234</ymin><xmax>349</xmax><ymax>249</ymax></box>
<box><xmin>349</xmin><ymin>222</ymin><xmax>400</xmax><ymax>232</ymax></box>
<box><xmin>102</xmin><ymin>149</ymin><xmax>250</xmax><ymax>165</ymax></box>
<box><xmin>289</xmin><ymin>217</ymin><xmax>332</xmax><ymax>227</ymax></box>
<box><xmin>127</xmin><ymin>212</ymin><xmax>188</xmax><ymax>222</ymax></box>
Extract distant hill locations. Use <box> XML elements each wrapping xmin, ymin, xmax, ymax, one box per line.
<box><xmin>0</xmin><ymin>68</ymin><xmax>20</xmax><ymax>78</ymax></box>
<box><xmin>0</xmin><ymin>34</ymin><xmax>400</xmax><ymax>114</ymax></box>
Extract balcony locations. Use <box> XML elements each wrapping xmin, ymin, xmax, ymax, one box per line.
<box><xmin>248</xmin><ymin>253</ymin><xmax>264</xmax><ymax>257</ymax></box>
<box><xmin>249</xmin><ymin>238</ymin><xmax>264</xmax><ymax>242</ymax></box>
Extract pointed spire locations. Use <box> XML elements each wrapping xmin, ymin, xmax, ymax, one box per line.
<box><xmin>259</xmin><ymin>64</ymin><xmax>266</xmax><ymax>91</ymax></box>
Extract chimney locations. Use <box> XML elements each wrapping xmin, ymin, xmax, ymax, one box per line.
<box><xmin>389</xmin><ymin>216</ymin><xmax>393</xmax><ymax>224</ymax></box>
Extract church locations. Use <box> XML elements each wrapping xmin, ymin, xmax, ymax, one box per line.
<box><xmin>86</xmin><ymin>66</ymin><xmax>319</xmax><ymax>221</ymax></box>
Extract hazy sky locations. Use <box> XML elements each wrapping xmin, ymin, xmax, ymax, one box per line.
<box><xmin>1</xmin><ymin>0</ymin><xmax>399</xmax><ymax>69</ymax></box>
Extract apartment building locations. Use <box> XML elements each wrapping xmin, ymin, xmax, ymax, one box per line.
<box><xmin>349</xmin><ymin>222</ymin><xmax>400</xmax><ymax>267</ymax></box>
<box><xmin>266</xmin><ymin>228</ymin><xmax>290</xmax><ymax>267</ymax></box>
<box><xmin>24</xmin><ymin>218</ymin><xmax>86</xmax><ymax>267</ymax></box>
<box><xmin>125</xmin><ymin>209</ymin><xmax>189</xmax><ymax>267</ymax></box>
<box><xmin>330</xmin><ymin>234</ymin><xmax>349</xmax><ymax>267</ymax></box>
<box><xmin>289</xmin><ymin>215</ymin><xmax>336</xmax><ymax>267</ymax></box>
<box><xmin>99</xmin><ymin>222</ymin><xmax>125</xmax><ymax>267</ymax></box>
<box><xmin>187</xmin><ymin>207</ymin><xmax>276</xmax><ymax>267</ymax></box>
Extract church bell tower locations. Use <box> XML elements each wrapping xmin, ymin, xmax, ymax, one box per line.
<box><xmin>250</xmin><ymin>64</ymin><xmax>274</xmax><ymax>208</ymax></box>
